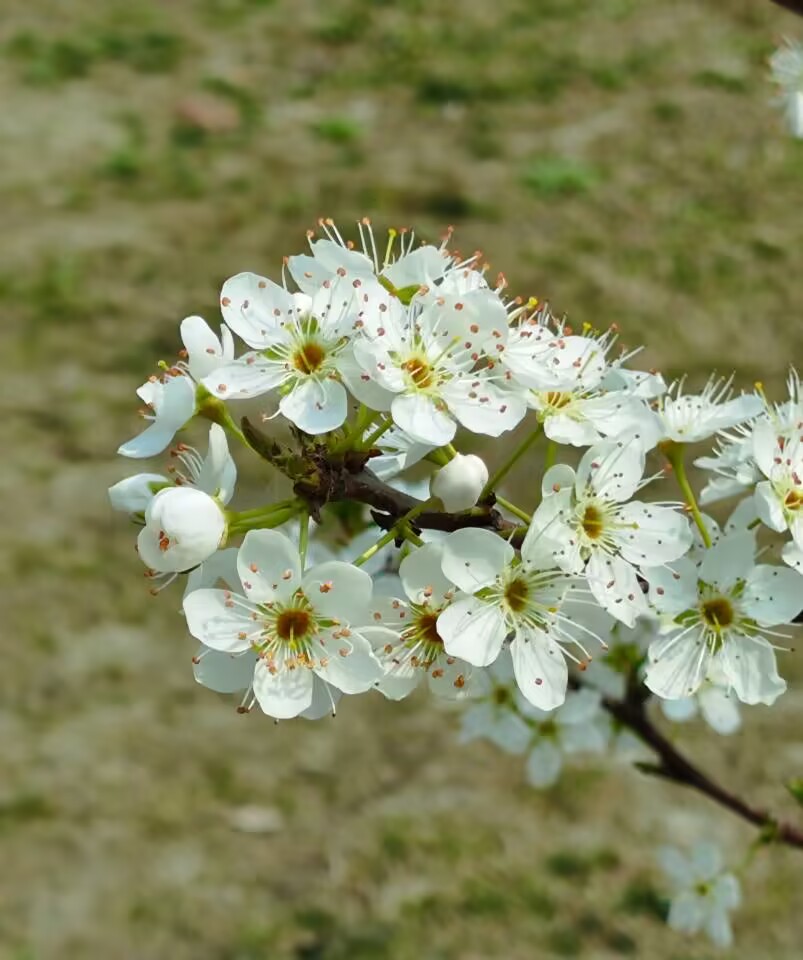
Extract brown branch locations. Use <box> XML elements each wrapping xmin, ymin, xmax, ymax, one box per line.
<box><xmin>586</xmin><ymin>679</ymin><xmax>803</xmax><ymax>849</ymax></box>
<box><xmin>771</xmin><ymin>0</ymin><xmax>803</xmax><ymax>17</ymax></box>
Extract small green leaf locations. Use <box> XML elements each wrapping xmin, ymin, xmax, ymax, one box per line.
<box><xmin>786</xmin><ymin>778</ymin><xmax>803</xmax><ymax>806</ymax></box>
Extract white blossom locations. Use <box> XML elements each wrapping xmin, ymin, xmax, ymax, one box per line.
<box><xmin>183</xmin><ymin>530</ymin><xmax>384</xmax><ymax>718</ymax></box>
<box><xmin>648</xmin><ymin>375</ymin><xmax>763</xmax><ymax>446</ymax></box>
<box><xmin>752</xmin><ymin>419</ymin><xmax>803</xmax><ymax>552</ymax></box>
<box><xmin>659</xmin><ymin>843</ymin><xmax>741</xmax><ymax>948</ymax></box>
<box><xmin>436</xmin><ymin>527</ymin><xmax>604</xmax><ymax>710</ymax></box>
<box><xmin>350</xmin><ymin>286</ymin><xmax>526</xmax><ymax>445</ymax></box>
<box><xmin>204</xmin><ymin>272</ymin><xmax>366</xmax><ymax>435</ymax></box>
<box><xmin>643</xmin><ymin>532</ymin><xmax>802</xmax><ymax>705</ymax></box>
<box><xmin>531</xmin><ymin>441</ymin><xmax>692</xmax><ymax>626</ymax></box>
<box><xmin>457</xmin><ymin>651</ymin><xmax>535</xmax><ymax>754</ymax></box>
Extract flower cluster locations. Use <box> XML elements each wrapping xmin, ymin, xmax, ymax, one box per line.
<box><xmin>110</xmin><ymin>219</ymin><xmax>803</xmax><ymax>947</ymax></box>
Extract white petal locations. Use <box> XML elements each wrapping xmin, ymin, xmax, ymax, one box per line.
<box><xmin>237</xmin><ymin>529</ymin><xmax>301</xmax><ymax>604</ymax></box>
<box><xmin>336</xmin><ymin>348</ymin><xmax>395</xmax><ymax>412</ymax></box>
<box><xmin>203</xmin><ymin>357</ymin><xmax>286</xmax><ymax>400</ymax></box>
<box><xmin>660</xmin><ymin>696</ymin><xmax>698</xmax><ymax>723</ymax></box>
<box><xmin>576</xmin><ymin>442</ymin><xmax>645</xmax><ymax>502</ymax></box>
<box><xmin>312</xmin><ymin>630</ymin><xmax>383</xmax><ymax>694</ymax></box>
<box><xmin>399</xmin><ymin>542</ymin><xmax>455</xmax><ymax>606</ymax></box>
<box><xmin>280</xmin><ymin>377</ymin><xmax>348</xmax><ymax>435</ymax></box>
<box><xmin>698</xmin><ymin>686</ymin><xmax>741</xmax><ymax>735</ymax></box>
<box><xmin>183</xmin><ymin>588</ymin><xmax>253</xmax><ymax>653</ymax></box>
<box><xmin>782</xmin><ymin>540</ymin><xmax>803</xmax><ymax>573</ymax></box>
<box><xmin>642</xmin><ymin>559</ymin><xmax>698</xmax><ymax>616</ymax></box>
<box><xmin>138</xmin><ymin>487</ymin><xmax>225</xmax><ymax>573</ymax></box>
<box><xmin>645</xmin><ymin>629</ymin><xmax>709</xmax><ymax>699</ymax></box>
<box><xmin>193</xmin><ymin>646</ymin><xmax>257</xmax><ymax>693</ymax></box>
<box><xmin>704</xmin><ymin>909</ymin><xmax>734</xmax><ymax>949</ymax></box>
<box><xmin>391</xmin><ymin>392</ymin><xmax>456</xmax><ymax>446</ymax></box>
<box><xmin>437</xmin><ymin>597</ymin><xmax>507</xmax><ymax>666</ymax></box>
<box><xmin>219</xmin><ymin>272</ymin><xmax>298</xmax><ymax>349</ymax></box>
<box><xmin>195</xmin><ymin>424</ymin><xmax>237</xmax><ymax>503</ymax></box>
<box><xmin>180</xmin><ymin>315</ymin><xmax>228</xmax><ymax>380</ymax></box>
<box><xmin>440</xmin><ymin>527</ymin><xmax>514</xmax><ymax>593</ymax></box>
<box><xmin>302</xmin><ymin>561</ymin><xmax>372</xmax><ymax>622</ymax></box>
<box><xmin>443</xmin><ymin>378</ymin><xmax>527</xmax><ymax>438</ymax></box>
<box><xmin>658</xmin><ymin>846</ymin><xmax>694</xmax><ymax>887</ymax></box>
<box><xmin>541</xmin><ymin>464</ymin><xmax>576</xmax><ymax>498</ymax></box>
<box><xmin>718</xmin><ymin>636</ymin><xmax>786</xmax><ymax>706</ymax></box>
<box><xmin>510</xmin><ymin>630</ymin><xmax>568</xmax><ymax>711</ymax></box>
<box><xmin>587</xmin><ymin>552</ymin><xmax>648</xmax><ymax>627</ymax></box>
<box><xmin>742</xmin><ymin>564</ymin><xmax>803</xmax><ymax>624</ymax></box>
<box><xmin>252</xmin><ymin>660</ymin><xmax>314</xmax><ymax>719</ymax></box>
<box><xmin>616</xmin><ymin>502</ymin><xmax>692</xmax><ymax>566</ymax></box>
<box><xmin>430</xmin><ymin>454</ymin><xmax>488</xmax><ymax>512</ymax></box>
<box><xmin>699</xmin><ymin>533</ymin><xmax>756</xmax><ymax>590</ymax></box>
<box><xmin>754</xmin><ymin>481</ymin><xmax>788</xmax><ymax>532</ymax></box>
<box><xmin>286</xmin><ymin>253</ymin><xmax>335</xmax><ymax>294</ymax></box>
<box><xmin>300</xmin><ymin>675</ymin><xmax>342</xmax><ymax>719</ymax></box>
<box><xmin>427</xmin><ymin>657</ymin><xmax>475</xmax><ymax>699</ymax></box>
<box><xmin>108</xmin><ymin>473</ymin><xmax>167</xmax><ymax>513</ymax></box>
<box><xmin>667</xmin><ymin>893</ymin><xmax>706</xmax><ymax>934</ymax></box>
<box><xmin>525</xmin><ymin>741</ymin><xmax>563</xmax><ymax>789</ymax></box>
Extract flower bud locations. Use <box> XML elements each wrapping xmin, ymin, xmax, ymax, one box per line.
<box><xmin>430</xmin><ymin>454</ymin><xmax>489</xmax><ymax>512</ymax></box>
<box><xmin>137</xmin><ymin>487</ymin><xmax>226</xmax><ymax>573</ymax></box>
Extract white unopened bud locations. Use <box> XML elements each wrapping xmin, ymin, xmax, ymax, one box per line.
<box><xmin>430</xmin><ymin>454</ymin><xmax>489</xmax><ymax>513</ymax></box>
<box><xmin>137</xmin><ymin>487</ymin><xmax>227</xmax><ymax>573</ymax></box>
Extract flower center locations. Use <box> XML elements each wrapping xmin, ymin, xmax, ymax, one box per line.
<box><xmin>581</xmin><ymin>503</ymin><xmax>605</xmax><ymax>539</ymax></box>
<box><xmin>504</xmin><ymin>576</ymin><xmax>531</xmax><ymax>613</ymax></box>
<box><xmin>292</xmin><ymin>340</ymin><xmax>326</xmax><ymax>375</ymax></box>
<box><xmin>493</xmin><ymin>685</ymin><xmax>512</xmax><ymax>706</ymax></box>
<box><xmin>415</xmin><ymin>610</ymin><xmax>442</xmax><ymax>645</ymax></box>
<box><xmin>784</xmin><ymin>488</ymin><xmax>803</xmax><ymax>511</ymax></box>
<box><xmin>275</xmin><ymin>607</ymin><xmax>314</xmax><ymax>642</ymax></box>
<box><xmin>701</xmin><ymin>596</ymin><xmax>734</xmax><ymax>630</ymax></box>
<box><xmin>543</xmin><ymin>391</ymin><xmax>572</xmax><ymax>409</ymax></box>
<box><xmin>402</xmin><ymin>355</ymin><xmax>435</xmax><ymax>389</ymax></box>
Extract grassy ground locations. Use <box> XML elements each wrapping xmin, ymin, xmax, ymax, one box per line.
<box><xmin>1</xmin><ymin>0</ymin><xmax>802</xmax><ymax>957</ymax></box>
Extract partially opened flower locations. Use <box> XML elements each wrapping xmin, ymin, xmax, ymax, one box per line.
<box><xmin>649</xmin><ymin>375</ymin><xmax>763</xmax><ymax>446</ymax></box>
<box><xmin>659</xmin><ymin>843</ymin><xmax>741</xmax><ymax>948</ymax></box>
<box><xmin>430</xmin><ymin>453</ymin><xmax>488</xmax><ymax>512</ymax></box>
<box><xmin>138</xmin><ymin>486</ymin><xmax>228</xmax><ymax>575</ymax></box>
<box><xmin>643</xmin><ymin>532</ymin><xmax>802</xmax><ymax>705</ymax></box>
<box><xmin>183</xmin><ymin>529</ymin><xmax>384</xmax><ymax>718</ymax></box>
<box><xmin>118</xmin><ymin>371</ymin><xmax>196</xmax><ymax>459</ymax></box>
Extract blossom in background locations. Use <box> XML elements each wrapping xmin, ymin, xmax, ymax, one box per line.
<box><xmin>770</xmin><ymin>38</ymin><xmax>803</xmax><ymax>138</ymax></box>
<box><xmin>109</xmin><ymin>423</ymin><xmax>236</xmax><ymax>517</ymax></box>
<box><xmin>659</xmin><ymin>665</ymin><xmax>742</xmax><ymax>736</ymax></box>
<box><xmin>643</xmin><ymin>532</ymin><xmax>802</xmax><ymax>705</ymax></box>
<box><xmin>368</xmin><ymin>542</ymin><xmax>475</xmax><ymax>700</ymax></box>
<box><xmin>118</xmin><ymin>371</ymin><xmax>196</xmax><ymax>459</ymax></box>
<box><xmin>659</xmin><ymin>843</ymin><xmax>741</xmax><ymax>948</ymax></box>
<box><xmin>457</xmin><ymin>651</ymin><xmax>535</xmax><ymax>754</ymax></box>
<box><xmin>524</xmin><ymin>687</ymin><xmax>610</xmax><ymax>788</ymax></box>
<box><xmin>430</xmin><ymin>453</ymin><xmax>488</xmax><ymax>512</ymax></box>
<box><xmin>436</xmin><ymin>526</ymin><xmax>600</xmax><ymax>710</ymax></box>
<box><xmin>531</xmin><ymin>441</ymin><xmax>692</xmax><ymax>626</ymax></box>
<box><xmin>183</xmin><ymin>529</ymin><xmax>385</xmax><ymax>718</ymax></box>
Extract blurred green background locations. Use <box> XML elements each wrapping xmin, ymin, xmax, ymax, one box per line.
<box><xmin>2</xmin><ymin>1</ymin><xmax>803</xmax><ymax>957</ymax></box>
